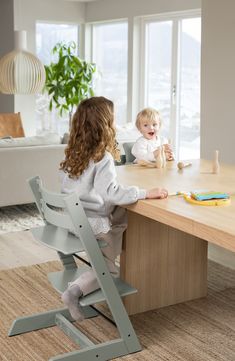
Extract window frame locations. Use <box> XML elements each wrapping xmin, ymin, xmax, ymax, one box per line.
<box><xmin>139</xmin><ymin>9</ymin><xmax>201</xmax><ymax>158</ymax></box>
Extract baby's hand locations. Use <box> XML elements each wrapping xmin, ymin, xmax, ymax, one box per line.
<box><xmin>164</xmin><ymin>144</ymin><xmax>175</xmax><ymax>160</ymax></box>
<box><xmin>153</xmin><ymin>147</ymin><xmax>161</xmax><ymax>159</ymax></box>
<box><xmin>166</xmin><ymin>151</ymin><xmax>175</xmax><ymax>161</ymax></box>
<box><xmin>146</xmin><ymin>188</ymin><xmax>168</xmax><ymax>199</ymax></box>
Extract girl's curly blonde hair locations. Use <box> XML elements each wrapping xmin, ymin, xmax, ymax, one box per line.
<box><xmin>60</xmin><ymin>96</ymin><xmax>119</xmax><ymax>178</ymax></box>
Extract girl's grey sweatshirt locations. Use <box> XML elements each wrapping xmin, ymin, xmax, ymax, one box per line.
<box><xmin>60</xmin><ymin>151</ymin><xmax>146</xmax><ymax>218</ymax></box>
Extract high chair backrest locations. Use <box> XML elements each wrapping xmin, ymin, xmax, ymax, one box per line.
<box><xmin>28</xmin><ymin>175</ymin><xmax>74</xmax><ymax>231</ymax></box>
<box><xmin>28</xmin><ymin>175</ymin><xmax>98</xmax><ymax>255</ymax></box>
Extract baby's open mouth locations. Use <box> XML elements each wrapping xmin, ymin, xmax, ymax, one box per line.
<box><xmin>148</xmin><ymin>132</ymin><xmax>154</xmax><ymax>136</ymax></box>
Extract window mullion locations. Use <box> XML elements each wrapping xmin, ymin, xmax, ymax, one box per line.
<box><xmin>170</xmin><ymin>19</ymin><xmax>181</xmax><ymax>158</ymax></box>
<box><xmin>128</xmin><ymin>16</ymin><xmax>142</xmax><ymax>124</ymax></box>
<box><xmin>127</xmin><ymin>17</ymin><xmax>133</xmax><ymax>123</ymax></box>
<box><xmin>139</xmin><ymin>18</ymin><xmax>147</xmax><ymax>110</ymax></box>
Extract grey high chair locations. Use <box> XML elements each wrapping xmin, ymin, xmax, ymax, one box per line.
<box><xmin>122</xmin><ymin>142</ymin><xmax>135</xmax><ymax>163</ymax></box>
<box><xmin>8</xmin><ymin>176</ymin><xmax>141</xmax><ymax>361</ymax></box>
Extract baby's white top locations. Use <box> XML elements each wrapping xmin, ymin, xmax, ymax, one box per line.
<box><xmin>131</xmin><ymin>135</ymin><xmax>168</xmax><ymax>162</ymax></box>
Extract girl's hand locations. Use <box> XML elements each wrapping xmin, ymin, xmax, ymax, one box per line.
<box><xmin>146</xmin><ymin>188</ymin><xmax>168</xmax><ymax>199</ymax></box>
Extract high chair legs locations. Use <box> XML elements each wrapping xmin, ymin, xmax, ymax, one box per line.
<box><xmin>8</xmin><ymin>306</ymin><xmax>98</xmax><ymax>336</ymax></box>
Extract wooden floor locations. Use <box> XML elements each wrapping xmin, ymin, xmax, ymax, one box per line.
<box><xmin>0</xmin><ymin>230</ymin><xmax>58</xmax><ymax>270</ymax></box>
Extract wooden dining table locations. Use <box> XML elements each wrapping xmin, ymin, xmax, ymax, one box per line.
<box><xmin>116</xmin><ymin>159</ymin><xmax>235</xmax><ymax>314</ymax></box>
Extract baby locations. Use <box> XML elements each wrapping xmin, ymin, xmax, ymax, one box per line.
<box><xmin>131</xmin><ymin>107</ymin><xmax>174</xmax><ymax>163</ymax></box>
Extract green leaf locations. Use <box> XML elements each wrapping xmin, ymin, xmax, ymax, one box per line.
<box><xmin>44</xmin><ymin>41</ymin><xmax>97</xmax><ymax>118</ymax></box>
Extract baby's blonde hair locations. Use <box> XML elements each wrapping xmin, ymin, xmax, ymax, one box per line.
<box><xmin>136</xmin><ymin>107</ymin><xmax>161</xmax><ymax>130</ymax></box>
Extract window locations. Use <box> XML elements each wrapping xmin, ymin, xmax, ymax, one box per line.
<box><xmin>36</xmin><ymin>23</ymin><xmax>79</xmax><ymax>65</ymax></box>
<box><xmin>143</xmin><ymin>13</ymin><xmax>201</xmax><ymax>159</ymax></box>
<box><xmin>92</xmin><ymin>21</ymin><xmax>128</xmax><ymax>126</ymax></box>
<box><xmin>36</xmin><ymin>23</ymin><xmax>79</xmax><ymax>135</ymax></box>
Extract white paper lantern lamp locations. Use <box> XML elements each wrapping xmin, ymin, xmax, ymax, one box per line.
<box><xmin>0</xmin><ymin>31</ymin><xmax>46</xmax><ymax>94</ymax></box>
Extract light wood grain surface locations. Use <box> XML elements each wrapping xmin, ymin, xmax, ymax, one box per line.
<box><xmin>116</xmin><ymin>159</ymin><xmax>235</xmax><ymax>252</ymax></box>
<box><xmin>120</xmin><ymin>211</ymin><xmax>207</xmax><ymax>314</ymax></box>
<box><xmin>0</xmin><ymin>231</ymin><xmax>58</xmax><ymax>270</ymax></box>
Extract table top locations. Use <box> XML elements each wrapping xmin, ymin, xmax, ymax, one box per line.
<box><xmin>116</xmin><ymin>159</ymin><xmax>235</xmax><ymax>252</ymax></box>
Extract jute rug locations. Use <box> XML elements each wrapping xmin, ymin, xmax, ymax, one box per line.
<box><xmin>0</xmin><ymin>260</ymin><xmax>234</xmax><ymax>361</ymax></box>
<box><xmin>0</xmin><ymin>204</ymin><xmax>43</xmax><ymax>235</ymax></box>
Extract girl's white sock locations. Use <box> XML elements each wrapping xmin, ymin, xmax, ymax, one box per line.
<box><xmin>61</xmin><ymin>284</ymin><xmax>85</xmax><ymax>321</ymax></box>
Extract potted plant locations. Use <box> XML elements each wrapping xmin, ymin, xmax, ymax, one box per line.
<box><xmin>44</xmin><ymin>41</ymin><xmax>96</xmax><ymax>129</ymax></box>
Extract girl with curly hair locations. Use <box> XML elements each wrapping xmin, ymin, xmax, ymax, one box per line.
<box><xmin>60</xmin><ymin>96</ymin><xmax>168</xmax><ymax>321</ymax></box>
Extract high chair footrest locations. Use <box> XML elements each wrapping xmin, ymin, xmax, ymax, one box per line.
<box><xmin>80</xmin><ymin>278</ymin><xmax>137</xmax><ymax>307</ymax></box>
<box><xmin>48</xmin><ymin>267</ymin><xmax>137</xmax><ymax>306</ymax></box>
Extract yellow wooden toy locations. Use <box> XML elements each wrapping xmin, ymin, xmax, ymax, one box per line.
<box><xmin>183</xmin><ymin>194</ymin><xmax>231</xmax><ymax>206</ymax></box>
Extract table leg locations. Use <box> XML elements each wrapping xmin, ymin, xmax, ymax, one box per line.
<box><xmin>120</xmin><ymin>211</ymin><xmax>208</xmax><ymax>315</ymax></box>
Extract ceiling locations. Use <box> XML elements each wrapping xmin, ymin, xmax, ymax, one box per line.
<box><xmin>66</xmin><ymin>0</ymin><xmax>101</xmax><ymax>2</ymax></box>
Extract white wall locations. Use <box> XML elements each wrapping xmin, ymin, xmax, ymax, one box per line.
<box><xmin>0</xmin><ymin>0</ymin><xmax>15</xmax><ymax>113</ymax></box>
<box><xmin>201</xmin><ymin>0</ymin><xmax>235</xmax><ymax>165</ymax></box>
<box><xmin>86</xmin><ymin>0</ymin><xmax>201</xmax><ymax>21</ymax></box>
<box><xmin>13</xmin><ymin>0</ymin><xmax>85</xmax><ymax>135</ymax></box>
<box><xmin>201</xmin><ymin>0</ymin><xmax>235</xmax><ymax>270</ymax></box>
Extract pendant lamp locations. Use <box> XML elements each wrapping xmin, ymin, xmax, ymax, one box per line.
<box><xmin>0</xmin><ymin>30</ymin><xmax>46</xmax><ymax>94</ymax></box>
